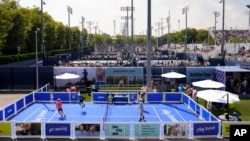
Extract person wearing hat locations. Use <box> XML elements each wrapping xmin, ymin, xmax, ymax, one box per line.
<box><xmin>137</xmin><ymin>98</ymin><xmax>145</xmax><ymax>122</ymax></box>
<box><xmin>56</xmin><ymin>98</ymin><xmax>66</xmax><ymax>118</ymax></box>
<box><xmin>231</xmin><ymin>112</ymin><xmax>238</xmax><ymax>121</ymax></box>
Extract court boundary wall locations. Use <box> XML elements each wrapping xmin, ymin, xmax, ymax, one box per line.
<box><xmin>0</xmin><ymin>84</ymin><xmax>224</xmax><ymax>140</ymax></box>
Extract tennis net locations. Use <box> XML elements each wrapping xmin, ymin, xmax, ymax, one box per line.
<box><xmin>102</xmin><ymin>100</ymin><xmax>109</xmax><ymax>129</ymax></box>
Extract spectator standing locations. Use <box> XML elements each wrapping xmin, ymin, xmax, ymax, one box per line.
<box><xmin>191</xmin><ymin>86</ymin><xmax>197</xmax><ymax>100</ymax></box>
<box><xmin>70</xmin><ymin>84</ymin><xmax>76</xmax><ymax>92</ymax></box>
<box><xmin>152</xmin><ymin>86</ymin><xmax>157</xmax><ymax>92</ymax></box>
<box><xmin>231</xmin><ymin>112</ymin><xmax>239</xmax><ymax>121</ymax></box>
<box><xmin>118</xmin><ymin>79</ymin><xmax>124</xmax><ymax>87</ymax></box>
<box><xmin>177</xmin><ymin>84</ymin><xmax>184</xmax><ymax>92</ymax></box>
<box><xmin>242</xmin><ymin>78</ymin><xmax>248</xmax><ymax>95</ymax></box>
<box><xmin>83</xmin><ymin>68</ymin><xmax>88</xmax><ymax>82</ymax></box>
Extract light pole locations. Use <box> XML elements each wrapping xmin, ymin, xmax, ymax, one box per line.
<box><xmin>41</xmin><ymin>0</ymin><xmax>45</xmax><ymax>56</ymax></box>
<box><xmin>178</xmin><ymin>19</ymin><xmax>180</xmax><ymax>32</ymax></box>
<box><xmin>113</xmin><ymin>20</ymin><xmax>116</xmax><ymax>36</ymax></box>
<box><xmin>80</xmin><ymin>16</ymin><xmax>85</xmax><ymax>59</ymax></box>
<box><xmin>86</xmin><ymin>21</ymin><xmax>94</xmax><ymax>47</ymax></box>
<box><xmin>121</xmin><ymin>6</ymin><xmax>133</xmax><ymax>57</ymax></box>
<box><xmin>146</xmin><ymin>0</ymin><xmax>152</xmax><ymax>87</ymax></box>
<box><xmin>219</xmin><ymin>0</ymin><xmax>225</xmax><ymax>59</ymax></box>
<box><xmin>182</xmin><ymin>6</ymin><xmax>189</xmax><ymax>60</ymax></box>
<box><xmin>155</xmin><ymin>22</ymin><xmax>161</xmax><ymax>49</ymax></box>
<box><xmin>246</xmin><ymin>5</ymin><xmax>250</xmax><ymax>41</ymax></box>
<box><xmin>67</xmin><ymin>6</ymin><xmax>73</xmax><ymax>50</ymax></box>
<box><xmin>213</xmin><ymin>11</ymin><xmax>220</xmax><ymax>45</ymax></box>
<box><xmin>93</xmin><ymin>22</ymin><xmax>99</xmax><ymax>34</ymax></box>
<box><xmin>35</xmin><ymin>28</ymin><xmax>40</xmax><ymax>89</ymax></box>
<box><xmin>166</xmin><ymin>10</ymin><xmax>171</xmax><ymax>48</ymax></box>
<box><xmin>131</xmin><ymin>0</ymin><xmax>135</xmax><ymax>55</ymax></box>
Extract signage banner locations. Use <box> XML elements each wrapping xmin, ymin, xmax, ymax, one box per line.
<box><xmin>135</xmin><ymin>123</ymin><xmax>160</xmax><ymax>137</ymax></box>
<box><xmin>75</xmin><ymin>123</ymin><xmax>100</xmax><ymax>137</ymax></box>
<box><xmin>105</xmin><ymin>123</ymin><xmax>130</xmax><ymax>137</ymax></box>
<box><xmin>222</xmin><ymin>122</ymin><xmax>250</xmax><ymax>137</ymax></box>
<box><xmin>186</xmin><ymin>67</ymin><xmax>215</xmax><ymax>83</ymax></box>
<box><xmin>164</xmin><ymin>123</ymin><xmax>188</xmax><ymax>137</ymax></box>
<box><xmin>45</xmin><ymin>123</ymin><xmax>70</xmax><ymax>136</ymax></box>
<box><xmin>0</xmin><ymin>122</ymin><xmax>11</xmax><ymax>136</ymax></box>
<box><xmin>193</xmin><ymin>122</ymin><xmax>219</xmax><ymax>136</ymax></box>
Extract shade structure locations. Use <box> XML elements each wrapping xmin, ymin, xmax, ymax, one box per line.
<box><xmin>161</xmin><ymin>72</ymin><xmax>186</xmax><ymax>79</ymax></box>
<box><xmin>55</xmin><ymin>73</ymin><xmax>80</xmax><ymax>80</ymax></box>
<box><xmin>197</xmin><ymin>89</ymin><xmax>240</xmax><ymax>104</ymax></box>
<box><xmin>192</xmin><ymin>79</ymin><xmax>225</xmax><ymax>89</ymax></box>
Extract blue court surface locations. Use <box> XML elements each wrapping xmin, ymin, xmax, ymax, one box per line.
<box><xmin>0</xmin><ymin>90</ymin><xmax>222</xmax><ymax>140</ymax></box>
<box><xmin>9</xmin><ymin>102</ymin><xmax>200</xmax><ymax>122</ymax></box>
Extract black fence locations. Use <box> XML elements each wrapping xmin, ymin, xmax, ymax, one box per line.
<box><xmin>0</xmin><ymin>67</ymin><xmax>53</xmax><ymax>91</ymax></box>
<box><xmin>0</xmin><ymin>66</ymin><xmax>187</xmax><ymax>92</ymax></box>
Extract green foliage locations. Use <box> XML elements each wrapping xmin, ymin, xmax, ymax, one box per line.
<box><xmin>0</xmin><ymin>0</ymin><xmax>87</xmax><ymax>56</ymax></box>
<box><xmin>0</xmin><ymin>0</ymin><xmax>248</xmax><ymax>60</ymax></box>
<box><xmin>233</xmin><ymin>98</ymin><xmax>250</xmax><ymax>121</ymax></box>
<box><xmin>198</xmin><ymin>97</ymin><xmax>250</xmax><ymax>121</ymax></box>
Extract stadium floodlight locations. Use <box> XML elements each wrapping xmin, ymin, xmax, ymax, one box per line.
<box><xmin>213</xmin><ymin>11</ymin><xmax>220</xmax><ymax>45</ymax></box>
<box><xmin>35</xmin><ymin>28</ymin><xmax>40</xmax><ymax>89</ymax></box>
<box><xmin>182</xmin><ymin>6</ymin><xmax>189</xmax><ymax>60</ymax></box>
<box><xmin>219</xmin><ymin>0</ymin><xmax>225</xmax><ymax>59</ymax></box>
<box><xmin>67</xmin><ymin>6</ymin><xmax>73</xmax><ymax>50</ymax></box>
<box><xmin>247</xmin><ymin>5</ymin><xmax>250</xmax><ymax>41</ymax></box>
<box><xmin>41</xmin><ymin>0</ymin><xmax>45</xmax><ymax>56</ymax></box>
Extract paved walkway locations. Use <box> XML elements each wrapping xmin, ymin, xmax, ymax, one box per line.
<box><xmin>0</xmin><ymin>93</ymin><xmax>26</xmax><ymax>108</ymax></box>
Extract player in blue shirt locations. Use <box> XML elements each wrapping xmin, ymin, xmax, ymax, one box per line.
<box><xmin>79</xmin><ymin>94</ymin><xmax>85</xmax><ymax>108</ymax></box>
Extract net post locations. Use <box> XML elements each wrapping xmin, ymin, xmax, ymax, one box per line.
<box><xmin>159</xmin><ymin>121</ymin><xmax>164</xmax><ymax>140</ymax></box>
<box><xmin>188</xmin><ymin>120</ymin><xmax>194</xmax><ymax>139</ymax></box>
<box><xmin>129</xmin><ymin>121</ymin><xmax>135</xmax><ymax>140</ymax></box>
<box><xmin>100</xmin><ymin>118</ymin><xmax>105</xmax><ymax>140</ymax></box>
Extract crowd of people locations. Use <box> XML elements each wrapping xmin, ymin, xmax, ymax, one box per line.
<box><xmin>215</xmin><ymin>30</ymin><xmax>249</xmax><ymax>42</ymax></box>
<box><xmin>226</xmin><ymin>76</ymin><xmax>249</xmax><ymax>95</ymax></box>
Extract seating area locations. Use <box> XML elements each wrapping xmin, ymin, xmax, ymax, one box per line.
<box><xmin>108</xmin><ymin>93</ymin><xmax>129</xmax><ymax>103</ymax></box>
<box><xmin>98</xmin><ymin>84</ymin><xmax>141</xmax><ymax>92</ymax></box>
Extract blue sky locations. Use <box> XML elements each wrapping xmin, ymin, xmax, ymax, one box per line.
<box><xmin>19</xmin><ymin>0</ymin><xmax>250</xmax><ymax>36</ymax></box>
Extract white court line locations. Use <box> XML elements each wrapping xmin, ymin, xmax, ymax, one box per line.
<box><xmin>23</xmin><ymin>105</ymin><xmax>43</xmax><ymax>121</ymax></box>
<box><xmin>153</xmin><ymin>106</ymin><xmax>162</xmax><ymax>122</ymax></box>
<box><xmin>171</xmin><ymin>105</ymin><xmax>186</xmax><ymax>121</ymax></box>
<box><xmin>48</xmin><ymin>110</ymin><xmax>58</xmax><ymax>121</ymax></box>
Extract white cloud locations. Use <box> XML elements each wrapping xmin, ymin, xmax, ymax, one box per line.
<box><xmin>19</xmin><ymin>0</ymin><xmax>250</xmax><ymax>35</ymax></box>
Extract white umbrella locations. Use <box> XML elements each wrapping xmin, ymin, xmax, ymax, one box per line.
<box><xmin>161</xmin><ymin>72</ymin><xmax>186</xmax><ymax>79</ymax></box>
<box><xmin>197</xmin><ymin>89</ymin><xmax>240</xmax><ymax>104</ymax></box>
<box><xmin>55</xmin><ymin>73</ymin><xmax>80</xmax><ymax>80</ymax></box>
<box><xmin>192</xmin><ymin>79</ymin><xmax>225</xmax><ymax>89</ymax></box>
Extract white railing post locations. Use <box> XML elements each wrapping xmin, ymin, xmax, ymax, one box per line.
<box><xmin>188</xmin><ymin>121</ymin><xmax>193</xmax><ymax>139</ymax></box>
<box><xmin>129</xmin><ymin>121</ymin><xmax>135</xmax><ymax>140</ymax></box>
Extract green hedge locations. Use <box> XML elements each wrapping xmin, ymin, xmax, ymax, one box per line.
<box><xmin>0</xmin><ymin>49</ymin><xmax>71</xmax><ymax>65</ymax></box>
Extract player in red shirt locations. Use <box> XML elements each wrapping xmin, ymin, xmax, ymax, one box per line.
<box><xmin>56</xmin><ymin>98</ymin><xmax>66</xmax><ymax>118</ymax></box>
